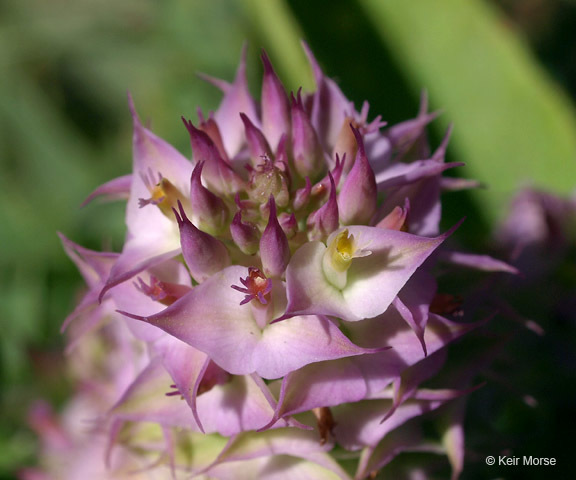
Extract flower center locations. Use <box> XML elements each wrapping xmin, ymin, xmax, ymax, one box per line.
<box><xmin>231</xmin><ymin>267</ymin><xmax>273</xmax><ymax>305</ymax></box>
<box><xmin>139</xmin><ymin>171</ymin><xmax>187</xmax><ymax>218</ymax></box>
<box><xmin>331</xmin><ymin>229</ymin><xmax>356</xmax><ymax>272</ymax></box>
<box><xmin>248</xmin><ymin>156</ymin><xmax>290</xmax><ymax>207</ymax></box>
<box><xmin>323</xmin><ymin>229</ymin><xmax>372</xmax><ymax>290</ymax></box>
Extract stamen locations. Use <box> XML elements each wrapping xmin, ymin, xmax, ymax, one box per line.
<box><xmin>165</xmin><ymin>384</ymin><xmax>183</xmax><ymax>398</ymax></box>
<box><xmin>138</xmin><ymin>170</ymin><xmax>164</xmax><ymax>208</ymax></box>
<box><xmin>231</xmin><ymin>267</ymin><xmax>273</xmax><ymax>305</ymax></box>
<box><xmin>140</xmin><ymin>168</ymin><xmax>162</xmax><ymax>191</ymax></box>
<box><xmin>329</xmin><ymin>229</ymin><xmax>357</xmax><ymax>272</ymax></box>
<box><xmin>135</xmin><ymin>276</ymin><xmax>191</xmax><ymax>306</ymax></box>
<box><xmin>135</xmin><ymin>276</ymin><xmax>166</xmax><ymax>301</ymax></box>
<box><xmin>138</xmin><ymin>170</ymin><xmax>187</xmax><ymax>218</ymax></box>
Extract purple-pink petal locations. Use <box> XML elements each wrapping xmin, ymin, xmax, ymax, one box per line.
<box><xmin>268</xmin><ymin>312</ymin><xmax>480</xmax><ymax>421</ymax></box>
<box><xmin>285</xmin><ymin>225</ymin><xmax>455</xmax><ymax>321</ymax></box>
<box><xmin>120</xmin><ymin>266</ymin><xmax>382</xmax><ymax>380</ymax></box>
<box><xmin>201</xmin><ymin>45</ymin><xmax>259</xmax><ymax>158</ymax></box>
<box><xmin>80</xmin><ymin>174</ymin><xmax>132</xmax><ymax>207</ymax></box>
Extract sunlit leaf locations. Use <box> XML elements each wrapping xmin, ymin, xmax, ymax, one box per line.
<box><xmin>360</xmin><ymin>0</ymin><xmax>576</xmax><ymax>220</ymax></box>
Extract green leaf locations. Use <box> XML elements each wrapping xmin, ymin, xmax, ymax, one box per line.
<box><xmin>240</xmin><ymin>0</ymin><xmax>314</xmax><ymax>92</ymax></box>
<box><xmin>359</xmin><ymin>0</ymin><xmax>576</xmax><ymax>221</ymax></box>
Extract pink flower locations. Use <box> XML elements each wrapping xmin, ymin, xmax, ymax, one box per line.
<box><xmin>33</xmin><ymin>44</ymin><xmax>517</xmax><ymax>479</ymax></box>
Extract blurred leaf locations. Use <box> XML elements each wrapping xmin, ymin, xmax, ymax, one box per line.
<box><xmin>240</xmin><ymin>0</ymin><xmax>314</xmax><ymax>92</ymax></box>
<box><xmin>0</xmin><ymin>0</ymin><xmax>254</xmax><ymax>267</ymax></box>
<box><xmin>360</xmin><ymin>0</ymin><xmax>576</xmax><ymax>221</ymax></box>
<box><xmin>0</xmin><ymin>3</ymin><xmax>256</xmax><ymax>474</ymax></box>
<box><xmin>0</xmin><ymin>429</ymin><xmax>36</xmax><ymax>472</ymax></box>
<box><xmin>0</xmin><ymin>72</ymin><xmax>97</xmax><ymax>265</ymax></box>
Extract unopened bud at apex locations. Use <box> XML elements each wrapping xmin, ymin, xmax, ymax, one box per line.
<box><xmin>230</xmin><ymin>210</ymin><xmax>260</xmax><ymax>255</ymax></box>
<box><xmin>261</xmin><ymin>50</ymin><xmax>291</xmax><ymax>151</ymax></box>
<box><xmin>241</xmin><ymin>113</ymin><xmax>273</xmax><ymax>167</ymax></box>
<box><xmin>189</xmin><ymin>161</ymin><xmax>229</xmax><ymax>235</ymax></box>
<box><xmin>173</xmin><ymin>201</ymin><xmax>230</xmax><ymax>283</ymax></box>
<box><xmin>337</xmin><ymin>126</ymin><xmax>377</xmax><ymax>225</ymax></box>
<box><xmin>291</xmin><ymin>90</ymin><xmax>325</xmax><ymax>181</ymax></box>
<box><xmin>307</xmin><ymin>172</ymin><xmax>339</xmax><ymax>241</ymax></box>
<box><xmin>259</xmin><ymin>196</ymin><xmax>290</xmax><ymax>278</ymax></box>
<box><xmin>183</xmin><ymin>118</ymin><xmax>244</xmax><ymax>196</ymax></box>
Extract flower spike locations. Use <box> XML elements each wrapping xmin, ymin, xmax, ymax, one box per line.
<box><xmin>51</xmin><ymin>45</ymin><xmax>519</xmax><ymax>480</ymax></box>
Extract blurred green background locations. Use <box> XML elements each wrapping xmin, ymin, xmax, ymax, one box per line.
<box><xmin>1</xmin><ymin>0</ymin><xmax>575</xmax><ymax>478</ymax></box>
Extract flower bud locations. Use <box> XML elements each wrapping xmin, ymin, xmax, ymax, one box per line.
<box><xmin>278</xmin><ymin>212</ymin><xmax>298</xmax><ymax>239</ymax></box>
<box><xmin>230</xmin><ymin>210</ymin><xmax>260</xmax><ymax>255</ymax></box>
<box><xmin>190</xmin><ymin>161</ymin><xmax>229</xmax><ymax>235</ymax></box>
<box><xmin>134</xmin><ymin>276</ymin><xmax>191</xmax><ymax>306</ymax></box>
<box><xmin>197</xmin><ymin>108</ymin><xmax>229</xmax><ymax>161</ymax></box>
<box><xmin>293</xmin><ymin>176</ymin><xmax>312</xmax><ymax>211</ymax></box>
<box><xmin>291</xmin><ymin>90</ymin><xmax>325</xmax><ymax>180</ymax></box>
<box><xmin>332</xmin><ymin>117</ymin><xmax>359</xmax><ymax>173</ymax></box>
<box><xmin>200</xmin><ymin>45</ymin><xmax>259</xmax><ymax>158</ymax></box>
<box><xmin>240</xmin><ymin>113</ymin><xmax>273</xmax><ymax>167</ymax></box>
<box><xmin>377</xmin><ymin>198</ymin><xmax>410</xmax><ymax>231</ymax></box>
<box><xmin>173</xmin><ymin>201</ymin><xmax>230</xmax><ymax>283</ymax></box>
<box><xmin>311</xmin><ymin>153</ymin><xmax>345</xmax><ymax>198</ymax></box>
<box><xmin>261</xmin><ymin>50</ymin><xmax>291</xmax><ymax>151</ymax></box>
<box><xmin>259</xmin><ymin>196</ymin><xmax>290</xmax><ymax>278</ymax></box>
<box><xmin>307</xmin><ymin>173</ymin><xmax>339</xmax><ymax>241</ymax></box>
<box><xmin>337</xmin><ymin>126</ymin><xmax>377</xmax><ymax>225</ymax></box>
<box><xmin>182</xmin><ymin>118</ymin><xmax>244</xmax><ymax>196</ymax></box>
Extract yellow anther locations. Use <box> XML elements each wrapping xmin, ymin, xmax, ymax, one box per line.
<box><xmin>336</xmin><ymin>229</ymin><xmax>355</xmax><ymax>258</ymax></box>
<box><xmin>154</xmin><ymin>178</ymin><xmax>185</xmax><ymax>217</ymax></box>
<box><xmin>150</xmin><ymin>183</ymin><xmax>167</xmax><ymax>203</ymax></box>
<box><xmin>140</xmin><ymin>176</ymin><xmax>188</xmax><ymax>219</ymax></box>
<box><xmin>330</xmin><ymin>229</ymin><xmax>356</xmax><ymax>273</ymax></box>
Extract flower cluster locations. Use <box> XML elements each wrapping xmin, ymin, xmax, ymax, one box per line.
<box><xmin>27</xmin><ymin>46</ymin><xmax>516</xmax><ymax>479</ymax></box>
